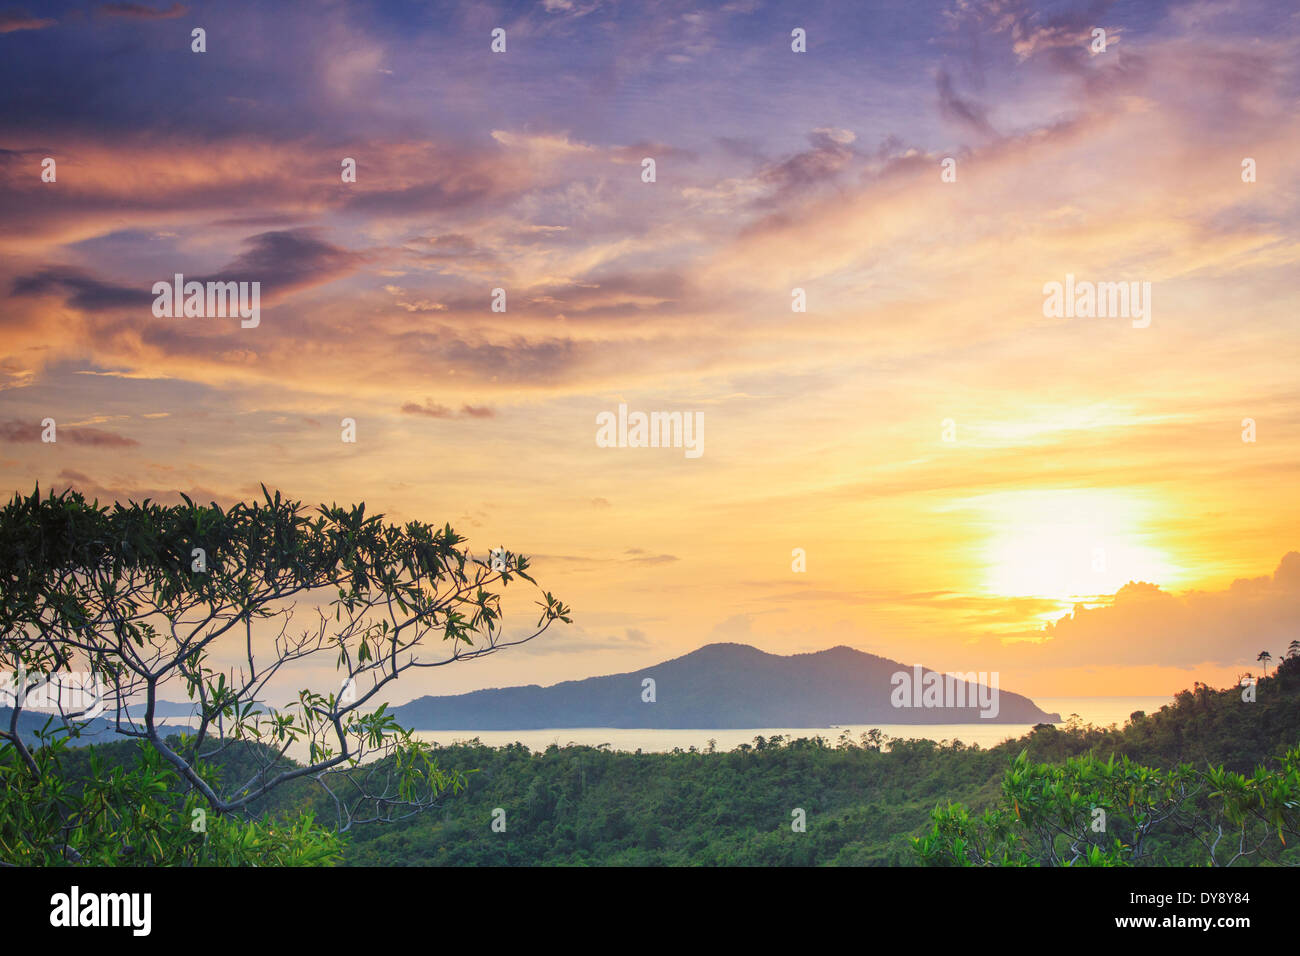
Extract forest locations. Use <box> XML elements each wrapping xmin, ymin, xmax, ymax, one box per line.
<box><xmin>6</xmin><ymin>654</ymin><xmax>1297</xmax><ymax>867</ymax></box>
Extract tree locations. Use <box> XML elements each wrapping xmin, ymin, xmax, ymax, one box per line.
<box><xmin>0</xmin><ymin>732</ymin><xmax>342</xmax><ymax>865</ymax></box>
<box><xmin>1288</xmin><ymin>640</ymin><xmax>1300</xmax><ymax>659</ymax></box>
<box><xmin>1257</xmin><ymin>650</ymin><xmax>1273</xmax><ymax>675</ymax></box>
<box><xmin>913</xmin><ymin>748</ymin><xmax>1300</xmax><ymax>867</ymax></box>
<box><xmin>860</xmin><ymin>728</ymin><xmax>886</xmax><ymax>751</ymax></box>
<box><xmin>0</xmin><ymin>486</ymin><xmax>569</xmax><ymax>861</ymax></box>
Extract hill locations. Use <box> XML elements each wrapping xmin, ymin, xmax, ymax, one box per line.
<box><xmin>342</xmin><ymin>657</ymin><xmax>1300</xmax><ymax>866</ymax></box>
<box><xmin>0</xmin><ymin>707</ymin><xmax>197</xmax><ymax>748</ymax></box>
<box><xmin>389</xmin><ymin>642</ymin><xmax>1061</xmax><ymax>728</ymax></box>
<box><xmin>13</xmin><ymin>657</ymin><xmax>1299</xmax><ymax>866</ymax></box>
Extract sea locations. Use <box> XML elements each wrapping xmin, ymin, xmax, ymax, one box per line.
<box><xmin>408</xmin><ymin>696</ymin><xmax>1174</xmax><ymax>753</ymax></box>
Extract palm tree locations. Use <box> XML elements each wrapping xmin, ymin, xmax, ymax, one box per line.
<box><xmin>1257</xmin><ymin>650</ymin><xmax>1273</xmax><ymax>675</ymax></box>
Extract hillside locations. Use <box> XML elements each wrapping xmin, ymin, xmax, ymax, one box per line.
<box><xmin>13</xmin><ymin>657</ymin><xmax>1299</xmax><ymax>866</ymax></box>
<box><xmin>344</xmin><ymin>657</ymin><xmax>1300</xmax><ymax>866</ymax></box>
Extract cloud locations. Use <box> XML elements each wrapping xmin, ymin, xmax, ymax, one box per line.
<box><xmin>401</xmin><ymin>402</ymin><xmax>497</xmax><ymax>420</ymax></box>
<box><xmin>516</xmin><ymin>623</ymin><xmax>652</xmax><ymax>656</ymax></box>
<box><xmin>45</xmin><ymin>469</ymin><xmax>228</xmax><ymax>506</ymax></box>
<box><xmin>994</xmin><ymin>553</ymin><xmax>1300</xmax><ymax>670</ymax></box>
<box><xmin>0</xmin><ymin>10</ymin><xmax>55</xmax><ymax>32</ymax></box>
<box><xmin>708</xmin><ymin>614</ymin><xmax>756</xmax><ymax>643</ymax></box>
<box><xmin>687</xmin><ymin>129</ymin><xmax>869</xmax><ymax>221</ymax></box>
<box><xmin>440</xmin><ymin>336</ymin><xmax>580</xmax><ymax>384</ymax></box>
<box><xmin>936</xmin><ymin>68</ymin><xmax>998</xmax><ymax>138</ymax></box>
<box><xmin>219</xmin><ymin>229</ymin><xmax>362</xmax><ymax>300</ymax></box>
<box><xmin>10</xmin><ymin>229</ymin><xmax>360</xmax><ymax>315</ymax></box>
<box><xmin>57</xmin><ymin>468</ymin><xmax>94</xmax><ymax>484</ymax></box>
<box><xmin>529</xmin><ymin>549</ymin><xmax>679</xmax><ymax>571</ymax></box>
<box><xmin>0</xmin><ymin>419</ymin><xmax>139</xmax><ymax>447</ymax></box>
<box><xmin>11</xmin><ymin>268</ymin><xmax>150</xmax><ymax>311</ymax></box>
<box><xmin>413</xmin><ymin>234</ymin><xmax>487</xmax><ymax>260</ymax></box>
<box><xmin>627</xmin><ymin>552</ymin><xmax>678</xmax><ymax>565</ymax></box>
<box><xmin>609</xmin><ymin>141</ymin><xmax>696</xmax><ymax>164</ymax></box>
<box><xmin>401</xmin><ymin>402</ymin><xmax>454</xmax><ymax>419</ymax></box>
<box><xmin>97</xmin><ymin>2</ymin><xmax>187</xmax><ymax>20</ymax></box>
<box><xmin>943</xmin><ymin>0</ymin><xmax>1120</xmax><ymax>65</ymax></box>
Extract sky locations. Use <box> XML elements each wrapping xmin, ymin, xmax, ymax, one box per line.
<box><xmin>1</xmin><ymin>0</ymin><xmax>1297</xmax><ymax>704</ymax></box>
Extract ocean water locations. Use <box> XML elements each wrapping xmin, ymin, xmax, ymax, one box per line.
<box><xmin>409</xmin><ymin>695</ymin><xmax>1175</xmax><ymax>753</ymax></box>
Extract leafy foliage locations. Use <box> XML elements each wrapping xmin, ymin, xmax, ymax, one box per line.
<box><xmin>336</xmin><ymin>659</ymin><xmax>1300</xmax><ymax>866</ymax></box>
<box><xmin>915</xmin><ymin>658</ymin><xmax>1300</xmax><ymax>866</ymax></box>
<box><xmin>914</xmin><ymin>748</ymin><xmax>1300</xmax><ymax>866</ymax></box>
<box><xmin>0</xmin><ymin>726</ymin><xmax>340</xmax><ymax>866</ymax></box>
<box><xmin>0</xmin><ymin>485</ymin><xmax>566</xmax><ymax>864</ymax></box>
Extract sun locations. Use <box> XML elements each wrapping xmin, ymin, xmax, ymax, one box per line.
<box><xmin>973</xmin><ymin>490</ymin><xmax>1179</xmax><ymax>605</ymax></box>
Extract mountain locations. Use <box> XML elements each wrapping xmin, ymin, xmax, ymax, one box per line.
<box><xmin>0</xmin><ymin>707</ymin><xmax>196</xmax><ymax>748</ymax></box>
<box><xmin>389</xmin><ymin>643</ymin><xmax>1061</xmax><ymax>729</ymax></box>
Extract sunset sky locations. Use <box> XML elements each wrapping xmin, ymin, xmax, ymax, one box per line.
<box><xmin>1</xmin><ymin>0</ymin><xmax>1297</xmax><ymax>703</ymax></box>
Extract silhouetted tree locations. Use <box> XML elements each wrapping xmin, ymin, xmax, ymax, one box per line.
<box><xmin>0</xmin><ymin>485</ymin><xmax>569</xmax><ymax>861</ymax></box>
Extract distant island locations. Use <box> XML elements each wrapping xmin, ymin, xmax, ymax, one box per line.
<box><xmin>0</xmin><ymin>705</ymin><xmax>199</xmax><ymax>748</ymax></box>
<box><xmin>3</xmin><ymin>644</ymin><xmax>1060</xmax><ymax>745</ymax></box>
<box><xmin>389</xmin><ymin>643</ymin><xmax>1062</xmax><ymax>729</ymax></box>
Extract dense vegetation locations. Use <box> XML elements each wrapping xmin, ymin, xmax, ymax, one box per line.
<box><xmin>8</xmin><ymin>655</ymin><xmax>1295</xmax><ymax>866</ymax></box>
<box><xmin>0</xmin><ymin>486</ymin><xmax>565</xmax><ymax>864</ymax></box>
<box><xmin>341</xmin><ymin>656</ymin><xmax>1300</xmax><ymax>866</ymax></box>
<box><xmin>0</xmin><ymin>729</ymin><xmax>341</xmax><ymax>865</ymax></box>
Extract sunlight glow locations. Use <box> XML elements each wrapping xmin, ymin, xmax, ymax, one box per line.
<box><xmin>973</xmin><ymin>490</ymin><xmax>1179</xmax><ymax>603</ymax></box>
